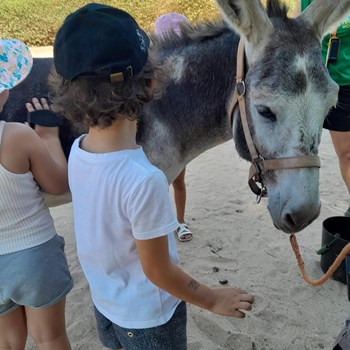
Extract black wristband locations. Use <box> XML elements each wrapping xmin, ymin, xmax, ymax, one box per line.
<box><xmin>27</xmin><ymin>109</ymin><xmax>63</xmax><ymax>127</ymax></box>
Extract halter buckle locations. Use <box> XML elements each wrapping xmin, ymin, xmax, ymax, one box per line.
<box><xmin>256</xmin><ymin>185</ymin><xmax>267</xmax><ymax>204</ymax></box>
<box><xmin>252</xmin><ymin>155</ymin><xmax>268</xmax><ymax>203</ymax></box>
<box><xmin>236</xmin><ymin>80</ymin><xmax>246</xmax><ymax>97</ymax></box>
<box><xmin>252</xmin><ymin>155</ymin><xmax>265</xmax><ymax>181</ymax></box>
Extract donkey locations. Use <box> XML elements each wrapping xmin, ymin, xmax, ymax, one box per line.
<box><xmin>1</xmin><ymin>0</ymin><xmax>348</xmax><ymax>233</ymax></box>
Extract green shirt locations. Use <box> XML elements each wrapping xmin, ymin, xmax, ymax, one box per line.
<box><xmin>301</xmin><ymin>0</ymin><xmax>350</xmax><ymax>85</ymax></box>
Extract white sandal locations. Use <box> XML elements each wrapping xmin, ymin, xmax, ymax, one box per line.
<box><xmin>175</xmin><ymin>223</ymin><xmax>192</xmax><ymax>242</ymax></box>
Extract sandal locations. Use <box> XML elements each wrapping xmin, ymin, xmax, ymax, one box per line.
<box><xmin>175</xmin><ymin>223</ymin><xmax>192</xmax><ymax>242</ymax></box>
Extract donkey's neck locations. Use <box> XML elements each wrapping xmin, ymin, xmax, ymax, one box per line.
<box><xmin>137</xmin><ymin>30</ymin><xmax>241</xmax><ymax>183</ymax></box>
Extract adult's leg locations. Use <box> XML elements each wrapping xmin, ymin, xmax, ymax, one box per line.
<box><xmin>26</xmin><ymin>298</ymin><xmax>71</xmax><ymax>350</ymax></box>
<box><xmin>0</xmin><ymin>306</ymin><xmax>27</xmax><ymax>350</ymax></box>
<box><xmin>329</xmin><ymin>130</ymin><xmax>350</xmax><ymax>193</ymax></box>
<box><xmin>172</xmin><ymin>168</ymin><xmax>187</xmax><ymax>223</ymax></box>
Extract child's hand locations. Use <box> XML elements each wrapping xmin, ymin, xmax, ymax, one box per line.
<box><xmin>209</xmin><ymin>287</ymin><xmax>254</xmax><ymax>318</ymax></box>
<box><xmin>26</xmin><ymin>97</ymin><xmax>59</xmax><ymax>139</ymax></box>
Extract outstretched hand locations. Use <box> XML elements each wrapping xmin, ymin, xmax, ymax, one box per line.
<box><xmin>209</xmin><ymin>287</ymin><xmax>254</xmax><ymax>318</ymax></box>
<box><xmin>26</xmin><ymin>97</ymin><xmax>59</xmax><ymax>138</ymax></box>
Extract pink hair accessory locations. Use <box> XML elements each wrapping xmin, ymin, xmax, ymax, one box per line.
<box><xmin>154</xmin><ymin>13</ymin><xmax>190</xmax><ymax>37</ymax></box>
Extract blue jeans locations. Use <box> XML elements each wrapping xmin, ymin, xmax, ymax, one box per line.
<box><xmin>94</xmin><ymin>301</ymin><xmax>187</xmax><ymax>350</ymax></box>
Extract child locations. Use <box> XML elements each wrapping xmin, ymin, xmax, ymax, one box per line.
<box><xmin>154</xmin><ymin>13</ymin><xmax>193</xmax><ymax>242</ymax></box>
<box><xmin>0</xmin><ymin>39</ymin><xmax>72</xmax><ymax>349</ymax></box>
<box><xmin>50</xmin><ymin>4</ymin><xmax>254</xmax><ymax>349</ymax></box>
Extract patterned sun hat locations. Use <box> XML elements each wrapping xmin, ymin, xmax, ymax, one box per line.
<box><xmin>0</xmin><ymin>39</ymin><xmax>33</xmax><ymax>93</ymax></box>
<box><xmin>154</xmin><ymin>13</ymin><xmax>190</xmax><ymax>37</ymax></box>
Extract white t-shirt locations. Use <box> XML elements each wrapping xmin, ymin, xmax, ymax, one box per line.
<box><xmin>69</xmin><ymin>136</ymin><xmax>181</xmax><ymax>328</ymax></box>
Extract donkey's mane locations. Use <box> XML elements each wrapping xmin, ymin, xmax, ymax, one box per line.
<box><xmin>266</xmin><ymin>0</ymin><xmax>289</xmax><ymax>19</ymax></box>
<box><xmin>151</xmin><ymin>0</ymin><xmax>289</xmax><ymax>52</ymax></box>
<box><xmin>150</xmin><ymin>20</ymin><xmax>229</xmax><ymax>51</ymax></box>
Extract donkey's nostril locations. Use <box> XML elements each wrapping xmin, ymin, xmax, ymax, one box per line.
<box><xmin>285</xmin><ymin>213</ymin><xmax>295</xmax><ymax>228</ymax></box>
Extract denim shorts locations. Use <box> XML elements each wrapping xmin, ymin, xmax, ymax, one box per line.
<box><xmin>94</xmin><ymin>301</ymin><xmax>187</xmax><ymax>350</ymax></box>
<box><xmin>0</xmin><ymin>235</ymin><xmax>73</xmax><ymax>315</ymax></box>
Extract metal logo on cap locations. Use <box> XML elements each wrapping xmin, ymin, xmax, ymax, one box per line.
<box><xmin>110</xmin><ymin>72</ymin><xmax>124</xmax><ymax>83</ymax></box>
<box><xmin>109</xmin><ymin>66</ymin><xmax>133</xmax><ymax>84</ymax></box>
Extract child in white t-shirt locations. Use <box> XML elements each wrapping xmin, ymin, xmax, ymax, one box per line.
<box><xmin>50</xmin><ymin>4</ymin><xmax>254</xmax><ymax>349</ymax></box>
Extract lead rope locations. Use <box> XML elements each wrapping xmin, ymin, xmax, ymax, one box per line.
<box><xmin>290</xmin><ymin>233</ymin><xmax>350</xmax><ymax>286</ymax></box>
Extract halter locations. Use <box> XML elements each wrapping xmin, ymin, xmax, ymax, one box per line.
<box><xmin>228</xmin><ymin>39</ymin><xmax>321</xmax><ymax>203</ymax></box>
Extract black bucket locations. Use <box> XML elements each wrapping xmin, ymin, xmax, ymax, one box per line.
<box><xmin>320</xmin><ymin>216</ymin><xmax>350</xmax><ymax>284</ymax></box>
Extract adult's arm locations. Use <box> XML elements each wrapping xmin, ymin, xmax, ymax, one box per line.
<box><xmin>291</xmin><ymin>0</ymin><xmax>301</xmax><ymax>18</ymax></box>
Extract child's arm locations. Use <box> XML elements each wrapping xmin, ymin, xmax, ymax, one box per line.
<box><xmin>25</xmin><ymin>97</ymin><xmax>68</xmax><ymax>195</ymax></box>
<box><xmin>135</xmin><ymin>236</ymin><xmax>254</xmax><ymax>318</ymax></box>
<box><xmin>28</xmin><ymin>124</ymin><xmax>68</xmax><ymax>195</ymax></box>
<box><xmin>0</xmin><ymin>120</ymin><xmax>67</xmax><ymax>195</ymax></box>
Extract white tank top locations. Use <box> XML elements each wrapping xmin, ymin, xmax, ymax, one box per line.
<box><xmin>0</xmin><ymin>121</ymin><xmax>56</xmax><ymax>254</ymax></box>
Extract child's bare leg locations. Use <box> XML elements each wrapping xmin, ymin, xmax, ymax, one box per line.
<box><xmin>26</xmin><ymin>298</ymin><xmax>71</xmax><ymax>350</ymax></box>
<box><xmin>172</xmin><ymin>168</ymin><xmax>187</xmax><ymax>223</ymax></box>
<box><xmin>0</xmin><ymin>306</ymin><xmax>27</xmax><ymax>350</ymax></box>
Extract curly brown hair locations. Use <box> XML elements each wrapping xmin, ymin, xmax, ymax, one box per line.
<box><xmin>49</xmin><ymin>49</ymin><xmax>167</xmax><ymax>130</ymax></box>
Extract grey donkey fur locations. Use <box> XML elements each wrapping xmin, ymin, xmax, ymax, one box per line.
<box><xmin>1</xmin><ymin>0</ymin><xmax>350</xmax><ymax>233</ymax></box>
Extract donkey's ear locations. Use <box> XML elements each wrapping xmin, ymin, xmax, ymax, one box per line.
<box><xmin>215</xmin><ymin>0</ymin><xmax>273</xmax><ymax>46</ymax></box>
<box><xmin>300</xmin><ymin>0</ymin><xmax>350</xmax><ymax>39</ymax></box>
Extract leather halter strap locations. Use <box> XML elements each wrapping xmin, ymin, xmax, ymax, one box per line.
<box><xmin>228</xmin><ymin>39</ymin><xmax>321</xmax><ymax>201</ymax></box>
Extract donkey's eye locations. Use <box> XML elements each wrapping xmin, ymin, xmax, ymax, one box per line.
<box><xmin>256</xmin><ymin>105</ymin><xmax>276</xmax><ymax>122</ymax></box>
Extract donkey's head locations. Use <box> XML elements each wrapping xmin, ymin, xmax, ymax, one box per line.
<box><xmin>216</xmin><ymin>0</ymin><xmax>350</xmax><ymax>233</ymax></box>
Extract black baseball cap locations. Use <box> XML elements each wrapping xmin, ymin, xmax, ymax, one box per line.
<box><xmin>54</xmin><ymin>3</ymin><xmax>150</xmax><ymax>83</ymax></box>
